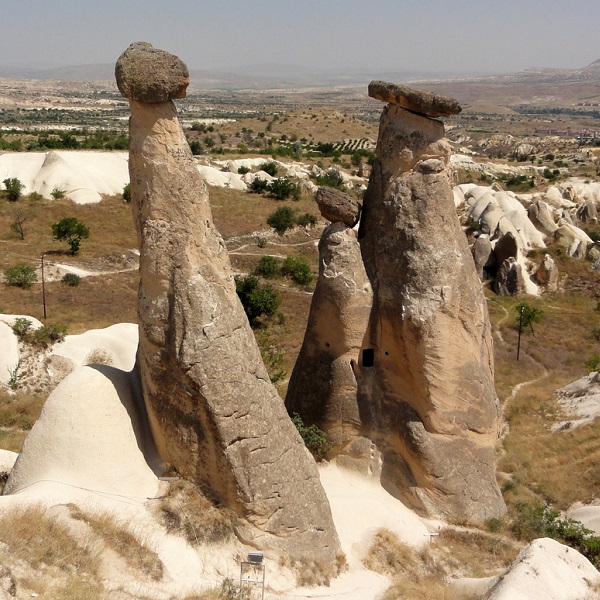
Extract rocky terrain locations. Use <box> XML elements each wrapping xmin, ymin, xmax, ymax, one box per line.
<box><xmin>0</xmin><ymin>45</ymin><xmax>599</xmax><ymax>600</ymax></box>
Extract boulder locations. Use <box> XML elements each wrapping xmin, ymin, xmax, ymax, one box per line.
<box><xmin>534</xmin><ymin>254</ymin><xmax>559</xmax><ymax>292</ymax></box>
<box><xmin>472</xmin><ymin>235</ymin><xmax>494</xmax><ymax>279</ymax></box>
<box><xmin>115</xmin><ymin>42</ymin><xmax>189</xmax><ymax>102</ymax></box>
<box><xmin>119</xmin><ymin>44</ymin><xmax>340</xmax><ymax>561</ymax></box>
<box><xmin>357</xmin><ymin>88</ymin><xmax>505</xmax><ymax>522</ymax></box>
<box><xmin>286</xmin><ymin>222</ymin><xmax>372</xmax><ymax>448</ymax></box>
<box><xmin>368</xmin><ymin>80</ymin><xmax>461</xmax><ymax>117</ymax></box>
<box><xmin>494</xmin><ymin>257</ymin><xmax>527</xmax><ymax>296</ymax></box>
<box><xmin>315</xmin><ymin>186</ymin><xmax>361</xmax><ymax>226</ymax></box>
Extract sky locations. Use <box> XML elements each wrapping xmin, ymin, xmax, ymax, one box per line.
<box><xmin>2</xmin><ymin>0</ymin><xmax>599</xmax><ymax>76</ymax></box>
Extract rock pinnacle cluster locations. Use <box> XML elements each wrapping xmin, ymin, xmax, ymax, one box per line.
<box><xmin>288</xmin><ymin>81</ymin><xmax>505</xmax><ymax>522</ymax></box>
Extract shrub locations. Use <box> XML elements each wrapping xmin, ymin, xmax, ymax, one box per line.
<box><xmin>584</xmin><ymin>354</ymin><xmax>600</xmax><ymax>373</ymax></box>
<box><xmin>50</xmin><ymin>187</ymin><xmax>66</xmax><ymax>200</ymax></box>
<box><xmin>122</xmin><ymin>183</ymin><xmax>131</xmax><ymax>203</ymax></box>
<box><xmin>315</xmin><ymin>168</ymin><xmax>345</xmax><ymax>190</ymax></box>
<box><xmin>297</xmin><ymin>213</ymin><xmax>317</xmax><ymax>227</ymax></box>
<box><xmin>291</xmin><ymin>413</ymin><xmax>331</xmax><ymax>461</ymax></box>
<box><xmin>281</xmin><ymin>255</ymin><xmax>313</xmax><ymax>285</ymax></box>
<box><xmin>510</xmin><ymin>501</ymin><xmax>600</xmax><ymax>568</ymax></box>
<box><xmin>237</xmin><ymin>166</ymin><xmax>250</xmax><ymax>175</ymax></box>
<box><xmin>235</xmin><ymin>275</ymin><xmax>281</xmax><ymax>325</ymax></box>
<box><xmin>267</xmin><ymin>206</ymin><xmax>296</xmax><ymax>235</ymax></box>
<box><xmin>61</xmin><ymin>273</ymin><xmax>81</xmax><ymax>287</ymax></box>
<box><xmin>3</xmin><ymin>177</ymin><xmax>24</xmax><ymax>201</ymax></box>
<box><xmin>11</xmin><ymin>317</ymin><xmax>33</xmax><ymax>338</ymax></box>
<box><xmin>260</xmin><ymin>161</ymin><xmax>279</xmax><ymax>176</ymax></box>
<box><xmin>4</xmin><ymin>264</ymin><xmax>37</xmax><ymax>288</ymax></box>
<box><xmin>268</xmin><ymin>177</ymin><xmax>300</xmax><ymax>200</ymax></box>
<box><xmin>248</xmin><ymin>177</ymin><xmax>269</xmax><ymax>194</ymax></box>
<box><xmin>254</xmin><ymin>255</ymin><xmax>281</xmax><ymax>278</ymax></box>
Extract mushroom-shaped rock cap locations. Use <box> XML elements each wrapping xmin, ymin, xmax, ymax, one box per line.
<box><xmin>115</xmin><ymin>42</ymin><xmax>189</xmax><ymax>102</ymax></box>
<box><xmin>316</xmin><ymin>186</ymin><xmax>361</xmax><ymax>227</ymax></box>
<box><xmin>368</xmin><ymin>80</ymin><xmax>461</xmax><ymax>118</ymax></box>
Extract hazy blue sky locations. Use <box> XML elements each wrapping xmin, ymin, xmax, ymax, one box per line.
<box><xmin>2</xmin><ymin>0</ymin><xmax>599</xmax><ymax>74</ymax></box>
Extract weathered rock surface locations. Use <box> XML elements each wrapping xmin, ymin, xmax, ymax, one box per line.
<box><xmin>357</xmin><ymin>91</ymin><xmax>505</xmax><ymax>521</ymax></box>
<box><xmin>486</xmin><ymin>538</ymin><xmax>600</xmax><ymax>600</ymax></box>
<box><xmin>576</xmin><ymin>199</ymin><xmax>598</xmax><ymax>223</ymax></box>
<box><xmin>315</xmin><ymin>186</ymin><xmax>361</xmax><ymax>226</ymax></box>
<box><xmin>119</xmin><ymin>44</ymin><xmax>340</xmax><ymax>560</ymax></box>
<box><xmin>472</xmin><ymin>235</ymin><xmax>494</xmax><ymax>279</ymax></box>
<box><xmin>528</xmin><ymin>199</ymin><xmax>558</xmax><ymax>237</ymax></box>
<box><xmin>286</xmin><ymin>222</ymin><xmax>372</xmax><ymax>447</ymax></box>
<box><xmin>368</xmin><ymin>80</ymin><xmax>461</xmax><ymax>117</ymax></box>
<box><xmin>115</xmin><ymin>42</ymin><xmax>189</xmax><ymax>103</ymax></box>
<box><xmin>534</xmin><ymin>254</ymin><xmax>559</xmax><ymax>292</ymax></box>
<box><xmin>494</xmin><ymin>257</ymin><xmax>527</xmax><ymax>296</ymax></box>
<box><xmin>493</xmin><ymin>231</ymin><xmax>519</xmax><ymax>266</ymax></box>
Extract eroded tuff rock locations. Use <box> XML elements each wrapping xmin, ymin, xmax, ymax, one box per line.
<box><xmin>286</xmin><ymin>222</ymin><xmax>372</xmax><ymax>448</ymax></box>
<box><xmin>357</xmin><ymin>83</ymin><xmax>505</xmax><ymax>521</ymax></box>
<box><xmin>368</xmin><ymin>80</ymin><xmax>461</xmax><ymax>118</ymax></box>
<box><xmin>115</xmin><ymin>42</ymin><xmax>189</xmax><ymax>102</ymax></box>
<box><xmin>117</xmin><ymin>44</ymin><xmax>340</xmax><ymax>560</ymax></box>
<box><xmin>471</xmin><ymin>235</ymin><xmax>494</xmax><ymax>280</ymax></box>
<box><xmin>315</xmin><ymin>186</ymin><xmax>361</xmax><ymax>226</ymax></box>
<box><xmin>534</xmin><ymin>254</ymin><xmax>559</xmax><ymax>292</ymax></box>
<box><xmin>495</xmin><ymin>257</ymin><xmax>527</xmax><ymax>296</ymax></box>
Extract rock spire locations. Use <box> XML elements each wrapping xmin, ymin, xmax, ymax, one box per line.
<box><xmin>116</xmin><ymin>42</ymin><xmax>340</xmax><ymax>560</ymax></box>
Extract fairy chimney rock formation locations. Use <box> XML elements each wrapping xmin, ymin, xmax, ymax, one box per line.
<box><xmin>358</xmin><ymin>81</ymin><xmax>505</xmax><ymax>521</ymax></box>
<box><xmin>286</xmin><ymin>221</ymin><xmax>372</xmax><ymax>449</ymax></box>
<box><xmin>315</xmin><ymin>186</ymin><xmax>362</xmax><ymax>226</ymax></box>
<box><xmin>116</xmin><ymin>43</ymin><xmax>340</xmax><ymax>561</ymax></box>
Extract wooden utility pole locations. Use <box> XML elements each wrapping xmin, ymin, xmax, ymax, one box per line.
<box><xmin>41</xmin><ymin>253</ymin><xmax>47</xmax><ymax>320</ymax></box>
<box><xmin>516</xmin><ymin>305</ymin><xmax>524</xmax><ymax>361</ymax></box>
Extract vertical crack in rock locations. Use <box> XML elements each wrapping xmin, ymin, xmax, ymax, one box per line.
<box><xmin>356</xmin><ymin>82</ymin><xmax>505</xmax><ymax>521</ymax></box>
<box><xmin>116</xmin><ymin>42</ymin><xmax>340</xmax><ymax>559</ymax></box>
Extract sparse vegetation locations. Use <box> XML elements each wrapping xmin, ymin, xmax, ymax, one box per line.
<box><xmin>61</xmin><ymin>272</ymin><xmax>81</xmax><ymax>286</ymax></box>
<box><xmin>254</xmin><ymin>255</ymin><xmax>281</xmax><ymax>278</ymax></box>
<box><xmin>155</xmin><ymin>479</ymin><xmax>235</xmax><ymax>545</ymax></box>
<box><xmin>281</xmin><ymin>255</ymin><xmax>313</xmax><ymax>285</ymax></box>
<box><xmin>267</xmin><ymin>205</ymin><xmax>296</xmax><ymax>234</ymax></box>
<box><xmin>291</xmin><ymin>413</ymin><xmax>331</xmax><ymax>460</ymax></box>
<box><xmin>3</xmin><ymin>177</ymin><xmax>25</xmax><ymax>201</ymax></box>
<box><xmin>3</xmin><ymin>263</ymin><xmax>37</xmax><ymax>288</ymax></box>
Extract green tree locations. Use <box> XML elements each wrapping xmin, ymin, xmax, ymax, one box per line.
<box><xmin>281</xmin><ymin>255</ymin><xmax>313</xmax><ymax>285</ymax></box>
<box><xmin>3</xmin><ymin>178</ymin><xmax>25</xmax><ymax>201</ymax></box>
<box><xmin>515</xmin><ymin>302</ymin><xmax>544</xmax><ymax>335</ymax></box>
<box><xmin>260</xmin><ymin>161</ymin><xmax>279</xmax><ymax>176</ymax></box>
<box><xmin>267</xmin><ymin>206</ymin><xmax>296</xmax><ymax>235</ymax></box>
<box><xmin>291</xmin><ymin>413</ymin><xmax>331</xmax><ymax>461</ymax></box>
<box><xmin>234</xmin><ymin>275</ymin><xmax>281</xmax><ymax>326</ymax></box>
<box><xmin>52</xmin><ymin>217</ymin><xmax>90</xmax><ymax>255</ymax></box>
<box><xmin>122</xmin><ymin>183</ymin><xmax>131</xmax><ymax>203</ymax></box>
<box><xmin>254</xmin><ymin>255</ymin><xmax>281</xmax><ymax>278</ymax></box>
<box><xmin>3</xmin><ymin>264</ymin><xmax>37</xmax><ymax>288</ymax></box>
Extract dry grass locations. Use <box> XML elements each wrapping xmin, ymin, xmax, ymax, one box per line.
<box><xmin>0</xmin><ymin>388</ymin><xmax>45</xmax><ymax>430</ymax></box>
<box><xmin>490</xmin><ymin>280</ymin><xmax>600</xmax><ymax>511</ymax></box>
<box><xmin>364</xmin><ymin>529</ymin><xmax>480</xmax><ymax>600</ymax></box>
<box><xmin>68</xmin><ymin>505</ymin><xmax>164</xmax><ymax>580</ymax></box>
<box><xmin>155</xmin><ymin>479</ymin><xmax>235</xmax><ymax>546</ymax></box>
<box><xmin>0</xmin><ymin>504</ymin><xmax>101</xmax><ymax>574</ymax></box>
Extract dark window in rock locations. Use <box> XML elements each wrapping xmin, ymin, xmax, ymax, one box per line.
<box><xmin>362</xmin><ymin>348</ymin><xmax>374</xmax><ymax>367</ymax></box>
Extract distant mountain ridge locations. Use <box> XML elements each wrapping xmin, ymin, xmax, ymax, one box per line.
<box><xmin>1</xmin><ymin>59</ymin><xmax>599</xmax><ymax>91</ymax></box>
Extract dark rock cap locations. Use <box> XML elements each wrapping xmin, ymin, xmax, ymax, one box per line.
<box><xmin>368</xmin><ymin>80</ymin><xmax>461</xmax><ymax>118</ymax></box>
<box><xmin>316</xmin><ymin>186</ymin><xmax>361</xmax><ymax>227</ymax></box>
<box><xmin>115</xmin><ymin>42</ymin><xmax>189</xmax><ymax>103</ymax></box>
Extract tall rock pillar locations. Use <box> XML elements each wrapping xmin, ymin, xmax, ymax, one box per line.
<box><xmin>358</xmin><ymin>81</ymin><xmax>505</xmax><ymax>521</ymax></box>
<box><xmin>115</xmin><ymin>42</ymin><xmax>340</xmax><ymax>560</ymax></box>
